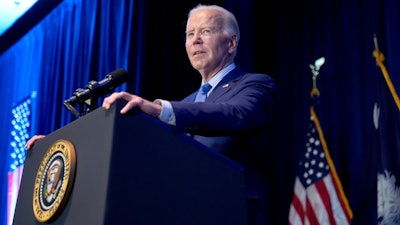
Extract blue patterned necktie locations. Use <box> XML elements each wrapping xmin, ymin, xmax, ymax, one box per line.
<box><xmin>194</xmin><ymin>83</ymin><xmax>212</xmax><ymax>102</ymax></box>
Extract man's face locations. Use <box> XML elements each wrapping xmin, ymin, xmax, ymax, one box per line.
<box><xmin>185</xmin><ymin>9</ymin><xmax>233</xmax><ymax>77</ymax></box>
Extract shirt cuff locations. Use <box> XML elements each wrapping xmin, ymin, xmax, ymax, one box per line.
<box><xmin>153</xmin><ymin>99</ymin><xmax>176</xmax><ymax>126</ymax></box>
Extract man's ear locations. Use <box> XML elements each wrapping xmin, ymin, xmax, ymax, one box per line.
<box><xmin>228</xmin><ymin>35</ymin><xmax>238</xmax><ymax>54</ymax></box>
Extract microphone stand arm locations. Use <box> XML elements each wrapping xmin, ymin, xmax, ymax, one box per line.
<box><xmin>64</xmin><ymin>80</ymin><xmax>102</xmax><ymax>118</ymax></box>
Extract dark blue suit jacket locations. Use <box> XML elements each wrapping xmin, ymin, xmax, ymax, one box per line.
<box><xmin>170</xmin><ymin>66</ymin><xmax>277</xmax><ymax>224</ymax></box>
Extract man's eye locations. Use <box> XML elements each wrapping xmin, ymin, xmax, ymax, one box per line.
<box><xmin>201</xmin><ymin>29</ymin><xmax>211</xmax><ymax>35</ymax></box>
<box><xmin>186</xmin><ymin>32</ymin><xmax>194</xmax><ymax>38</ymax></box>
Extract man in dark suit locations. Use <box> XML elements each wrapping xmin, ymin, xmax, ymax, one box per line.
<box><xmin>27</xmin><ymin>4</ymin><xmax>277</xmax><ymax>225</ymax></box>
<box><xmin>102</xmin><ymin>4</ymin><xmax>277</xmax><ymax>225</ymax></box>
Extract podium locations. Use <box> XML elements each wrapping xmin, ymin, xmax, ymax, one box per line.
<box><xmin>12</xmin><ymin>100</ymin><xmax>246</xmax><ymax>225</ymax></box>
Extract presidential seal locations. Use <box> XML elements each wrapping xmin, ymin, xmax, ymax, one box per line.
<box><xmin>33</xmin><ymin>139</ymin><xmax>76</xmax><ymax>223</ymax></box>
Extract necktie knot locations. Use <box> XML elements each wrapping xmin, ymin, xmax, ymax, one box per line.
<box><xmin>201</xmin><ymin>83</ymin><xmax>212</xmax><ymax>94</ymax></box>
<box><xmin>195</xmin><ymin>83</ymin><xmax>212</xmax><ymax>102</ymax></box>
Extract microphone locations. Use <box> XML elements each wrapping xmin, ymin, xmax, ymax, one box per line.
<box><xmin>64</xmin><ymin>68</ymin><xmax>128</xmax><ymax>117</ymax></box>
<box><xmin>64</xmin><ymin>68</ymin><xmax>128</xmax><ymax>105</ymax></box>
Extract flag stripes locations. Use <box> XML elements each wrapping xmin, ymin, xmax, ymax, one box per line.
<box><xmin>7</xmin><ymin>166</ymin><xmax>24</xmax><ymax>225</ymax></box>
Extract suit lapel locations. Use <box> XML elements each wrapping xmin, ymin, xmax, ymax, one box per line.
<box><xmin>206</xmin><ymin>66</ymin><xmax>245</xmax><ymax>101</ymax></box>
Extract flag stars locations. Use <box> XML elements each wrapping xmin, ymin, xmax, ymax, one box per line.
<box><xmin>297</xmin><ymin>116</ymin><xmax>333</xmax><ymax>187</ymax></box>
<box><xmin>311</xmin><ymin>159</ymin><xmax>316</xmax><ymax>166</ymax></box>
<box><xmin>9</xmin><ymin>97</ymin><xmax>31</xmax><ymax>171</ymax></box>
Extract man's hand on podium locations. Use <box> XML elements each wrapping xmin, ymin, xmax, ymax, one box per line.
<box><xmin>102</xmin><ymin>91</ymin><xmax>162</xmax><ymax>118</ymax></box>
<box><xmin>25</xmin><ymin>135</ymin><xmax>46</xmax><ymax>150</ymax></box>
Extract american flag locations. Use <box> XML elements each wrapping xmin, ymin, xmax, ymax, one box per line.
<box><xmin>288</xmin><ymin>105</ymin><xmax>353</xmax><ymax>225</ymax></box>
<box><xmin>7</xmin><ymin>93</ymin><xmax>34</xmax><ymax>225</ymax></box>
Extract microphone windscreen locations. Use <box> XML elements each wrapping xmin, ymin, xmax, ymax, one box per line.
<box><xmin>109</xmin><ymin>68</ymin><xmax>129</xmax><ymax>85</ymax></box>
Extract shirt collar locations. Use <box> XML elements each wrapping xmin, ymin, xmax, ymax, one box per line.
<box><xmin>201</xmin><ymin>63</ymin><xmax>236</xmax><ymax>92</ymax></box>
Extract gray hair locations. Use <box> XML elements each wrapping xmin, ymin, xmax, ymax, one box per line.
<box><xmin>188</xmin><ymin>4</ymin><xmax>240</xmax><ymax>56</ymax></box>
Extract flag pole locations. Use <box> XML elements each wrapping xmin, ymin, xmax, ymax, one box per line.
<box><xmin>372</xmin><ymin>34</ymin><xmax>400</xmax><ymax>111</ymax></box>
<box><xmin>309</xmin><ymin>57</ymin><xmax>353</xmax><ymax>218</ymax></box>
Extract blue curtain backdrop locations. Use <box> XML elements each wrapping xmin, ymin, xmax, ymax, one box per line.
<box><xmin>0</xmin><ymin>0</ymin><xmax>135</xmax><ymax>224</ymax></box>
<box><xmin>0</xmin><ymin>0</ymin><xmax>399</xmax><ymax>224</ymax></box>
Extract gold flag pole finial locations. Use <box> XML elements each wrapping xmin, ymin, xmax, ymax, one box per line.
<box><xmin>309</xmin><ymin>57</ymin><xmax>325</xmax><ymax>97</ymax></box>
<box><xmin>373</xmin><ymin>33</ymin><xmax>385</xmax><ymax>65</ymax></box>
